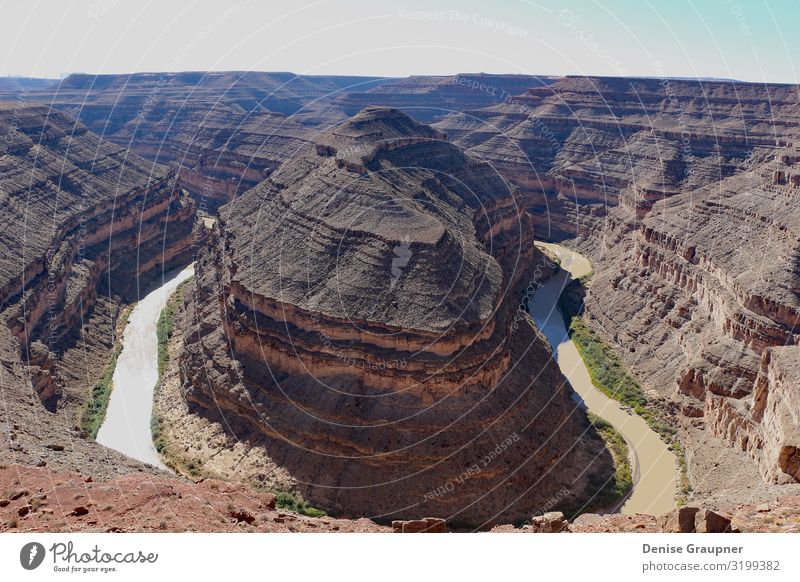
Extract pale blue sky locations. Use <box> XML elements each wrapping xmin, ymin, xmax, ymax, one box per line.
<box><xmin>1</xmin><ymin>0</ymin><xmax>798</xmax><ymax>82</ymax></box>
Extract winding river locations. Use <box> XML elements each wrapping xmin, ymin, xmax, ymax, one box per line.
<box><xmin>529</xmin><ymin>242</ymin><xmax>677</xmax><ymax>516</ymax></box>
<box><xmin>93</xmin><ymin>244</ymin><xmax>674</xmax><ymax>514</ymax></box>
<box><xmin>96</xmin><ymin>264</ymin><xmax>194</xmax><ymax>469</ymax></box>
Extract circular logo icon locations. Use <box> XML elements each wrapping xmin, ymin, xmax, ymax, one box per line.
<box><xmin>20</xmin><ymin>542</ymin><xmax>46</xmax><ymax>570</ymax></box>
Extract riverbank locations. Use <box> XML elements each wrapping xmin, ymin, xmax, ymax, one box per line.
<box><xmin>530</xmin><ymin>242</ymin><xmax>678</xmax><ymax>516</ymax></box>
<box><xmin>95</xmin><ymin>264</ymin><xmax>195</xmax><ymax>468</ymax></box>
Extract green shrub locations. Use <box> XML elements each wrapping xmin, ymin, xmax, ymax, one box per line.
<box><xmin>81</xmin><ymin>343</ymin><xmax>123</xmax><ymax>439</ymax></box>
<box><xmin>557</xmin><ymin>275</ymin><xmax>690</xmax><ymax>502</ymax></box>
<box><xmin>156</xmin><ymin>275</ymin><xmax>192</xmax><ymax>378</ymax></box>
<box><xmin>274</xmin><ymin>491</ymin><xmax>327</xmax><ymax>517</ymax></box>
<box><xmin>583</xmin><ymin>412</ymin><xmax>633</xmax><ymax>512</ymax></box>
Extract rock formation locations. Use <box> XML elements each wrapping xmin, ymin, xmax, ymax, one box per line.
<box><xmin>435</xmin><ymin>76</ymin><xmax>800</xmax><ymax>498</ymax></box>
<box><xmin>104</xmin><ymin>102</ymin><xmax>315</xmax><ymax>211</ymax></box>
<box><xmin>332</xmin><ymin>74</ymin><xmax>556</xmax><ymax>123</ymax></box>
<box><xmin>0</xmin><ymin>72</ymin><xmax>381</xmax><ymax>210</ymax></box>
<box><xmin>435</xmin><ymin>76</ymin><xmax>800</xmax><ymax>240</ymax></box>
<box><xmin>5</xmin><ymin>462</ymin><xmax>798</xmax><ymax>533</ymax></box>
<box><xmin>4</xmin><ymin>71</ymin><xmax>800</xmax><ymax>529</ymax></box>
<box><xmin>1</xmin><ymin>73</ymin><xmax>557</xmax><ymax>212</ymax></box>
<box><xmin>581</xmin><ymin>150</ymin><xmax>800</xmax><ymax>494</ymax></box>
<box><xmin>0</xmin><ymin>103</ymin><xmax>196</xmax><ymax>435</ymax></box>
<box><xmin>176</xmin><ymin>106</ymin><xmax>611</xmax><ymax>525</ymax></box>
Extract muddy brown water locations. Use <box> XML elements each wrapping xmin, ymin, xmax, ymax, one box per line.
<box><xmin>529</xmin><ymin>242</ymin><xmax>677</xmax><ymax>516</ymax></box>
<box><xmin>96</xmin><ymin>264</ymin><xmax>195</xmax><ymax>469</ymax></box>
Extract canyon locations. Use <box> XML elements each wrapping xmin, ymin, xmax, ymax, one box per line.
<box><xmin>173</xmin><ymin>106</ymin><xmax>611</xmax><ymax>526</ymax></box>
<box><xmin>1</xmin><ymin>72</ymin><xmax>800</xmax><ymax>532</ymax></box>
<box><xmin>0</xmin><ymin>101</ymin><xmax>196</xmax><ymax>482</ymax></box>
<box><xmin>435</xmin><ymin>75</ymin><xmax>800</xmax><ymax>507</ymax></box>
<box><xmin>1</xmin><ymin>73</ymin><xmax>549</xmax><ymax>211</ymax></box>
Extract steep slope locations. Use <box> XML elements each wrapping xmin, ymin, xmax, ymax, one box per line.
<box><xmin>584</xmin><ymin>154</ymin><xmax>800</xmax><ymax>494</ymax></box>
<box><xmin>436</xmin><ymin>76</ymin><xmax>800</xmax><ymax>240</ymax></box>
<box><xmin>4</xmin><ymin>73</ymin><xmax>554</xmax><ymax>211</ymax></box>
<box><xmin>175</xmin><ymin>107</ymin><xmax>611</xmax><ymax>526</ymax></box>
<box><xmin>2</xmin><ymin>72</ymin><xmax>379</xmax><ymax>209</ymax></box>
<box><xmin>0</xmin><ymin>102</ymin><xmax>196</xmax><ymax>443</ymax></box>
<box><xmin>103</xmin><ymin>102</ymin><xmax>315</xmax><ymax>211</ymax></box>
<box><xmin>436</xmin><ymin>76</ymin><xmax>800</xmax><ymax>502</ymax></box>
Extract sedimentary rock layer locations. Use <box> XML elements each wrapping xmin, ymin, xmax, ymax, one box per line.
<box><xmin>435</xmin><ymin>76</ymin><xmax>800</xmax><ymax>240</ymax></box>
<box><xmin>178</xmin><ymin>107</ymin><xmax>609</xmax><ymax>525</ymax></box>
<box><xmin>3</xmin><ymin>73</ymin><xmax>553</xmax><ymax>210</ymax></box>
<box><xmin>432</xmin><ymin>76</ymin><xmax>800</xmax><ymax>491</ymax></box>
<box><xmin>0</xmin><ymin>103</ymin><xmax>196</xmax><ymax>421</ymax></box>
<box><xmin>332</xmin><ymin>74</ymin><xmax>556</xmax><ymax>123</ymax></box>
<box><xmin>104</xmin><ymin>102</ymin><xmax>315</xmax><ymax>211</ymax></box>
<box><xmin>2</xmin><ymin>72</ymin><xmax>378</xmax><ymax>209</ymax></box>
<box><xmin>581</xmin><ymin>152</ymin><xmax>800</xmax><ymax>487</ymax></box>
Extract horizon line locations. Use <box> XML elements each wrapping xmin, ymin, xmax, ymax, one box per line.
<box><xmin>3</xmin><ymin>70</ymin><xmax>800</xmax><ymax>87</ymax></box>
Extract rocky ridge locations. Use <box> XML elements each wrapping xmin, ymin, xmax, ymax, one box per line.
<box><xmin>436</xmin><ymin>76</ymin><xmax>800</xmax><ymax>501</ymax></box>
<box><xmin>175</xmin><ymin>106</ymin><xmax>612</xmax><ymax>526</ymax></box>
<box><xmin>0</xmin><ymin>102</ymin><xmax>196</xmax><ymax>476</ymax></box>
<box><xmin>583</xmin><ymin>153</ymin><xmax>800</xmax><ymax>494</ymax></box>
<box><xmin>0</xmin><ymin>72</ymin><xmax>378</xmax><ymax>210</ymax></box>
<box><xmin>435</xmin><ymin>76</ymin><xmax>799</xmax><ymax>240</ymax></box>
<box><xmin>3</xmin><ymin>463</ymin><xmax>798</xmax><ymax>533</ymax></box>
<box><xmin>1</xmin><ymin>73</ymin><xmax>557</xmax><ymax>210</ymax></box>
<box><xmin>329</xmin><ymin>74</ymin><xmax>557</xmax><ymax>123</ymax></box>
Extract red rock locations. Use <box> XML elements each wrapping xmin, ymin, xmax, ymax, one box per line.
<box><xmin>530</xmin><ymin>511</ymin><xmax>569</xmax><ymax>533</ymax></box>
<box><xmin>694</xmin><ymin>509</ymin><xmax>732</xmax><ymax>533</ymax></box>
<box><xmin>660</xmin><ymin>507</ymin><xmax>699</xmax><ymax>533</ymax></box>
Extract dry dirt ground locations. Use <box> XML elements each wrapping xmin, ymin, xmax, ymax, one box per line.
<box><xmin>0</xmin><ymin>464</ymin><xmax>387</xmax><ymax>533</ymax></box>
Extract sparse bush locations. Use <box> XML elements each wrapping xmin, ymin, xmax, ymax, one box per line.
<box><xmin>558</xmin><ymin>276</ymin><xmax>691</xmax><ymax>502</ymax></box>
<box><xmin>81</xmin><ymin>342</ymin><xmax>123</xmax><ymax>439</ymax></box>
<box><xmin>273</xmin><ymin>491</ymin><xmax>327</xmax><ymax>518</ymax></box>
<box><xmin>582</xmin><ymin>413</ymin><xmax>633</xmax><ymax>513</ymax></box>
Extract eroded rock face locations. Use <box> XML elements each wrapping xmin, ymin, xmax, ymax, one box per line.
<box><xmin>3</xmin><ymin>72</ymin><xmax>376</xmax><ymax>210</ymax></box>
<box><xmin>3</xmin><ymin>74</ymin><xmax>553</xmax><ymax>211</ymax></box>
<box><xmin>433</xmin><ymin>76</ymin><xmax>800</xmax><ymax>491</ymax></box>
<box><xmin>0</xmin><ymin>103</ymin><xmax>196</xmax><ymax>416</ymax></box>
<box><xmin>105</xmin><ymin>102</ymin><xmax>315</xmax><ymax>211</ymax></box>
<box><xmin>435</xmin><ymin>76</ymin><xmax>799</xmax><ymax>241</ymax></box>
<box><xmin>581</xmin><ymin>153</ymin><xmax>800</xmax><ymax>487</ymax></box>
<box><xmin>178</xmin><ymin>107</ymin><xmax>610</xmax><ymax>525</ymax></box>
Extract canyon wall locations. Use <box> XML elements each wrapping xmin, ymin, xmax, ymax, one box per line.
<box><xmin>0</xmin><ymin>72</ymin><xmax>375</xmax><ymax>210</ymax></box>
<box><xmin>176</xmin><ymin>107</ymin><xmax>611</xmax><ymax>525</ymax></box>
<box><xmin>2</xmin><ymin>73</ymin><xmax>558</xmax><ymax>210</ymax></box>
<box><xmin>583</xmin><ymin>154</ymin><xmax>800</xmax><ymax>488</ymax></box>
<box><xmin>0</xmin><ymin>103</ymin><xmax>196</xmax><ymax>434</ymax></box>
<box><xmin>332</xmin><ymin>74</ymin><xmax>556</xmax><ymax>123</ymax></box>
<box><xmin>435</xmin><ymin>76</ymin><xmax>799</xmax><ymax>241</ymax></box>
<box><xmin>436</xmin><ymin>76</ymin><xmax>800</xmax><ymax>493</ymax></box>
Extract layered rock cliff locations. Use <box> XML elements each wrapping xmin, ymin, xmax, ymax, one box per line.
<box><xmin>435</xmin><ymin>76</ymin><xmax>800</xmax><ymax>240</ymax></box>
<box><xmin>583</xmin><ymin>154</ymin><xmax>800</xmax><ymax>491</ymax></box>
<box><xmin>0</xmin><ymin>103</ymin><xmax>196</xmax><ymax>429</ymax></box>
<box><xmin>2</xmin><ymin>72</ymin><xmax>377</xmax><ymax>210</ymax></box>
<box><xmin>331</xmin><ymin>74</ymin><xmax>556</xmax><ymax>123</ymax></box>
<box><xmin>176</xmin><ymin>106</ymin><xmax>611</xmax><ymax>525</ymax></box>
<box><xmin>103</xmin><ymin>102</ymin><xmax>314</xmax><ymax>211</ymax></box>
<box><xmin>440</xmin><ymin>76</ymin><xmax>800</xmax><ymax>498</ymax></box>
